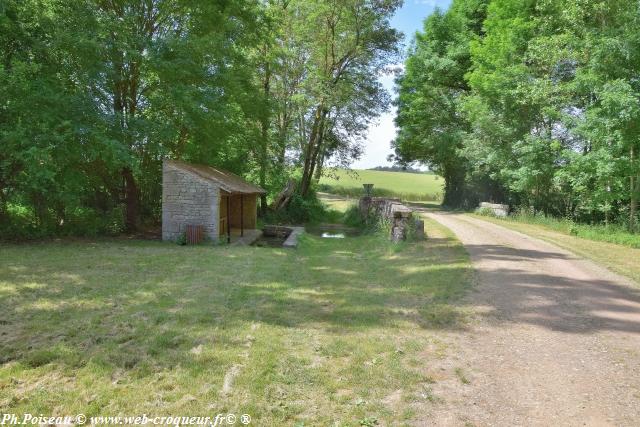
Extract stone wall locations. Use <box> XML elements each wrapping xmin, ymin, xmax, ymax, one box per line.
<box><xmin>359</xmin><ymin>197</ymin><xmax>424</xmax><ymax>242</ymax></box>
<box><xmin>479</xmin><ymin>202</ymin><xmax>509</xmax><ymax>217</ymax></box>
<box><xmin>162</xmin><ymin>161</ymin><xmax>219</xmax><ymax>241</ymax></box>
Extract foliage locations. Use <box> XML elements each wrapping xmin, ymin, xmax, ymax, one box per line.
<box><xmin>263</xmin><ymin>185</ymin><xmax>330</xmax><ymax>224</ymax></box>
<box><xmin>375</xmin><ymin>216</ymin><xmax>394</xmax><ymax>239</ymax></box>
<box><xmin>292</xmin><ymin>0</ymin><xmax>403</xmax><ymax>196</ymax></box>
<box><xmin>318</xmin><ymin>185</ymin><xmax>441</xmax><ymax>202</ymax></box>
<box><xmin>394</xmin><ymin>0</ymin><xmax>640</xmax><ymax>232</ymax></box>
<box><xmin>368</xmin><ymin>166</ymin><xmax>429</xmax><ymax>173</ymax></box>
<box><xmin>393</xmin><ymin>0</ymin><xmax>490</xmax><ymax>208</ymax></box>
<box><xmin>175</xmin><ymin>232</ymin><xmax>187</xmax><ymax>246</ymax></box>
<box><xmin>0</xmin><ymin>204</ymin><xmax>124</xmax><ymax>240</ymax></box>
<box><xmin>402</xmin><ymin>217</ymin><xmax>420</xmax><ymax>242</ymax></box>
<box><xmin>0</xmin><ymin>0</ymin><xmax>402</xmax><ymax>237</ymax></box>
<box><xmin>342</xmin><ymin>205</ymin><xmax>366</xmax><ymax>228</ymax></box>
<box><xmin>475</xmin><ymin>207</ymin><xmax>497</xmax><ymax>218</ymax></box>
<box><xmin>475</xmin><ymin>207</ymin><xmax>640</xmax><ymax>249</ymax></box>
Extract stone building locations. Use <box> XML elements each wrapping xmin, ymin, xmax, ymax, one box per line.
<box><xmin>162</xmin><ymin>160</ymin><xmax>265</xmax><ymax>243</ymax></box>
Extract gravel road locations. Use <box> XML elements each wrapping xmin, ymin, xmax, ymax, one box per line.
<box><xmin>419</xmin><ymin>212</ymin><xmax>640</xmax><ymax>427</ymax></box>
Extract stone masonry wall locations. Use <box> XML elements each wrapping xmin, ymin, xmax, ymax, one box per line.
<box><xmin>162</xmin><ymin>161</ymin><xmax>219</xmax><ymax>241</ymax></box>
<box><xmin>479</xmin><ymin>202</ymin><xmax>509</xmax><ymax>217</ymax></box>
<box><xmin>359</xmin><ymin>197</ymin><xmax>424</xmax><ymax>242</ymax></box>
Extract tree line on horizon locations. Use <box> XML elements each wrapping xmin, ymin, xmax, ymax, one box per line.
<box><xmin>368</xmin><ymin>165</ymin><xmax>430</xmax><ymax>174</ymax></box>
<box><xmin>393</xmin><ymin>0</ymin><xmax>640</xmax><ymax>232</ymax></box>
<box><xmin>0</xmin><ymin>0</ymin><xmax>401</xmax><ymax>237</ymax></box>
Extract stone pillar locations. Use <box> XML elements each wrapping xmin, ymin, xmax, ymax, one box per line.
<box><xmin>359</xmin><ymin>196</ymin><xmax>372</xmax><ymax>218</ymax></box>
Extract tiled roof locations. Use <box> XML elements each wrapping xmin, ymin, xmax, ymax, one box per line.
<box><xmin>166</xmin><ymin>160</ymin><xmax>266</xmax><ymax>194</ymax></box>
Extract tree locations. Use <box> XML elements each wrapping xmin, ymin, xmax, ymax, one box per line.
<box><xmin>393</xmin><ymin>0</ymin><xmax>488</xmax><ymax>207</ymax></box>
<box><xmin>0</xmin><ymin>0</ymin><xmax>265</xmax><ymax>234</ymax></box>
<box><xmin>0</xmin><ymin>0</ymin><xmax>108</xmax><ymax>229</ymax></box>
<box><xmin>293</xmin><ymin>0</ymin><xmax>401</xmax><ymax>197</ymax></box>
<box><xmin>396</xmin><ymin>0</ymin><xmax>639</xmax><ymax>231</ymax></box>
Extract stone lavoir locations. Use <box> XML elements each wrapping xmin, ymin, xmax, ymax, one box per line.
<box><xmin>162</xmin><ymin>160</ymin><xmax>265</xmax><ymax>243</ymax></box>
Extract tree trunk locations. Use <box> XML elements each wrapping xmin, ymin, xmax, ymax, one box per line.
<box><xmin>314</xmin><ymin>149</ymin><xmax>324</xmax><ymax>181</ymax></box>
<box><xmin>300</xmin><ymin>105</ymin><xmax>327</xmax><ymax>197</ymax></box>
<box><xmin>259</xmin><ymin>59</ymin><xmax>271</xmax><ymax>217</ymax></box>
<box><xmin>122</xmin><ymin>167</ymin><xmax>139</xmax><ymax>232</ymax></box>
<box><xmin>0</xmin><ymin>182</ymin><xmax>6</xmax><ymax>224</ymax></box>
<box><xmin>271</xmin><ymin>180</ymin><xmax>296</xmax><ymax>211</ymax></box>
<box><xmin>441</xmin><ymin>165</ymin><xmax>467</xmax><ymax>209</ymax></box>
<box><xmin>31</xmin><ymin>192</ymin><xmax>47</xmax><ymax>227</ymax></box>
<box><xmin>631</xmin><ymin>145</ymin><xmax>638</xmax><ymax>233</ymax></box>
<box><xmin>277</xmin><ymin>127</ymin><xmax>287</xmax><ymax>168</ymax></box>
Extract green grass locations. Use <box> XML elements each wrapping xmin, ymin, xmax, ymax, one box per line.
<box><xmin>318</xmin><ymin>193</ymin><xmax>357</xmax><ymax>213</ymax></box>
<box><xmin>319</xmin><ymin>169</ymin><xmax>443</xmax><ymax>201</ymax></box>
<box><xmin>470</xmin><ymin>213</ymin><xmax>640</xmax><ymax>284</ymax></box>
<box><xmin>474</xmin><ymin>210</ymin><xmax>640</xmax><ymax>249</ymax></box>
<box><xmin>0</xmin><ymin>219</ymin><xmax>471</xmax><ymax>424</ymax></box>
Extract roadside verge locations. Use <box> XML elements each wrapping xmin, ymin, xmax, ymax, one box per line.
<box><xmin>468</xmin><ymin>214</ymin><xmax>640</xmax><ymax>285</ymax></box>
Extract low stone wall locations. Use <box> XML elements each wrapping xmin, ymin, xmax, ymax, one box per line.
<box><xmin>263</xmin><ymin>225</ymin><xmax>305</xmax><ymax>248</ymax></box>
<box><xmin>359</xmin><ymin>197</ymin><xmax>424</xmax><ymax>242</ymax></box>
<box><xmin>479</xmin><ymin>202</ymin><xmax>509</xmax><ymax>217</ymax></box>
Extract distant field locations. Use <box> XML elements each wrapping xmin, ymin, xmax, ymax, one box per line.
<box><xmin>319</xmin><ymin>169</ymin><xmax>443</xmax><ymax>201</ymax></box>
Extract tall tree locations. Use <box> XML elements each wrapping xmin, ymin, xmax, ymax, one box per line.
<box><xmin>0</xmin><ymin>0</ymin><xmax>264</xmax><ymax>234</ymax></box>
<box><xmin>91</xmin><ymin>0</ymin><xmax>263</xmax><ymax>230</ymax></box>
<box><xmin>393</xmin><ymin>0</ymin><xmax>489</xmax><ymax>207</ymax></box>
<box><xmin>294</xmin><ymin>0</ymin><xmax>401</xmax><ymax>197</ymax></box>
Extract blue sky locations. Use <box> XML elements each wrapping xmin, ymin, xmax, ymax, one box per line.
<box><xmin>351</xmin><ymin>0</ymin><xmax>452</xmax><ymax>169</ymax></box>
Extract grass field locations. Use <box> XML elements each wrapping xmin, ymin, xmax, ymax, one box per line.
<box><xmin>319</xmin><ymin>169</ymin><xmax>443</xmax><ymax>201</ymax></box>
<box><xmin>0</xmin><ymin>219</ymin><xmax>471</xmax><ymax>425</ymax></box>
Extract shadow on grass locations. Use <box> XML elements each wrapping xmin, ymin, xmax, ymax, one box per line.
<box><xmin>0</xmin><ymin>234</ymin><xmax>471</xmax><ymax>374</ymax></box>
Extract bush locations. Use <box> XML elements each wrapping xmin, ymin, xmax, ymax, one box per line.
<box><xmin>376</xmin><ymin>216</ymin><xmax>393</xmax><ymax>237</ymax></box>
<box><xmin>497</xmin><ymin>207</ymin><xmax>640</xmax><ymax>248</ymax></box>
<box><xmin>404</xmin><ymin>217</ymin><xmax>419</xmax><ymax>242</ymax></box>
<box><xmin>0</xmin><ymin>204</ymin><xmax>125</xmax><ymax>240</ymax></box>
<box><xmin>176</xmin><ymin>232</ymin><xmax>187</xmax><ymax>246</ymax></box>
<box><xmin>342</xmin><ymin>205</ymin><xmax>364</xmax><ymax>228</ymax></box>
<box><xmin>263</xmin><ymin>186</ymin><xmax>330</xmax><ymax>225</ymax></box>
<box><xmin>475</xmin><ymin>206</ymin><xmax>497</xmax><ymax>217</ymax></box>
<box><xmin>568</xmin><ymin>223</ymin><xmax>579</xmax><ymax>236</ymax></box>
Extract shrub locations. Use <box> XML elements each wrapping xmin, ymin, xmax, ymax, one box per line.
<box><xmin>568</xmin><ymin>223</ymin><xmax>579</xmax><ymax>236</ymax></box>
<box><xmin>176</xmin><ymin>232</ymin><xmax>187</xmax><ymax>246</ymax></box>
<box><xmin>263</xmin><ymin>186</ymin><xmax>330</xmax><ymax>225</ymax></box>
<box><xmin>0</xmin><ymin>204</ymin><xmax>125</xmax><ymax>240</ymax></box>
<box><xmin>342</xmin><ymin>205</ymin><xmax>363</xmax><ymax>228</ymax></box>
<box><xmin>375</xmin><ymin>216</ymin><xmax>393</xmax><ymax>237</ymax></box>
<box><xmin>404</xmin><ymin>217</ymin><xmax>419</xmax><ymax>241</ymax></box>
<box><xmin>475</xmin><ymin>206</ymin><xmax>497</xmax><ymax>217</ymax></box>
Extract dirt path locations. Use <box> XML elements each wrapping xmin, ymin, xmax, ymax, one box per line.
<box><xmin>420</xmin><ymin>212</ymin><xmax>640</xmax><ymax>426</ymax></box>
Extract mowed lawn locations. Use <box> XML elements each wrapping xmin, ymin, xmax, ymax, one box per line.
<box><xmin>320</xmin><ymin>169</ymin><xmax>443</xmax><ymax>201</ymax></box>
<box><xmin>0</xmin><ymin>218</ymin><xmax>470</xmax><ymax>425</ymax></box>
